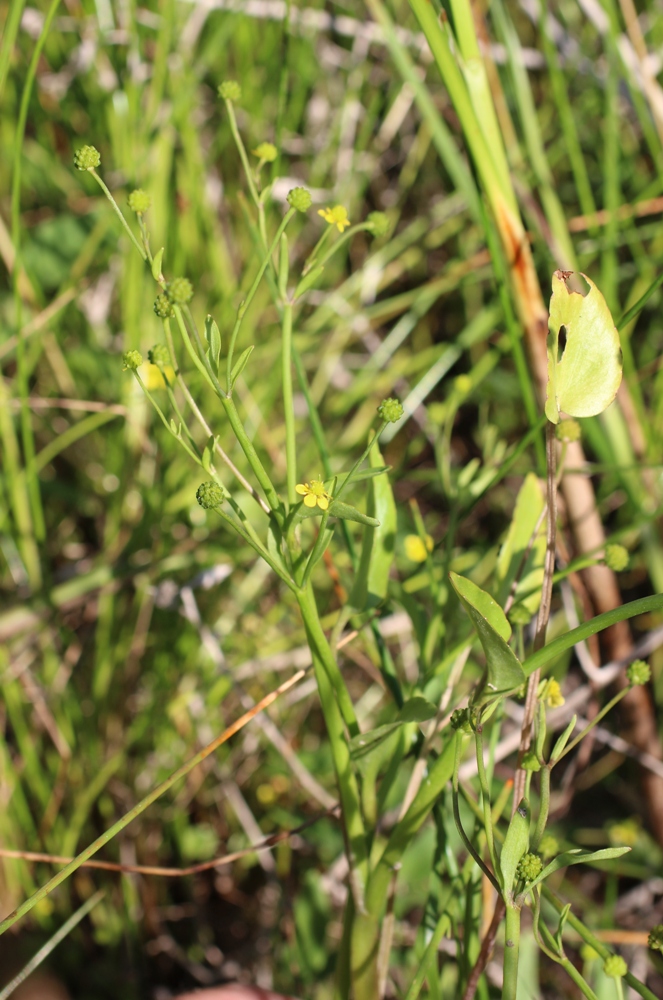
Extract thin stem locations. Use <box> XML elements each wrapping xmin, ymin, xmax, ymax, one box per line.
<box><xmin>183</xmin><ymin>305</ymin><xmax>227</xmax><ymax>399</ymax></box>
<box><xmin>172</xmin><ymin>307</ymin><xmax>222</xmax><ymax>397</ymax></box>
<box><xmin>282</xmin><ymin>301</ymin><xmax>297</xmax><ymax>505</ymax></box>
<box><xmin>530</xmin><ymin>765</ymin><xmax>551</xmax><ymax>851</ymax></box>
<box><xmin>221</xmin><ymin>395</ymin><xmax>282</xmax><ymax>516</ymax></box>
<box><xmin>90</xmin><ymin>170</ymin><xmax>147</xmax><ymax>261</ymax></box>
<box><xmin>555</xmin><ymin>687</ymin><xmax>631</xmax><ymax>763</ymax></box>
<box><xmin>452</xmin><ymin>734</ymin><xmax>502</xmax><ymax>893</ymax></box>
<box><xmin>224</xmin><ymin>98</ymin><xmax>261</xmax><ymax>209</ymax></box>
<box><xmin>475</xmin><ymin>723</ymin><xmax>498</xmax><ymax>874</ymax></box>
<box><xmin>301</xmin><ymin>506</ymin><xmax>333</xmax><ymax>589</ymax></box>
<box><xmin>333</xmin><ymin>421</ymin><xmax>387</xmax><ymax>504</ymax></box>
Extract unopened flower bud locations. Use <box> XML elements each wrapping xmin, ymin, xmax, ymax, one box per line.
<box><xmin>287</xmin><ymin>187</ymin><xmax>312</xmax><ymax>213</ymax></box>
<box><xmin>196</xmin><ymin>481</ymin><xmax>226</xmax><ymax>509</ymax></box>
<box><xmin>252</xmin><ymin>142</ymin><xmax>277</xmax><ymax>162</ymax></box>
<box><xmin>538</xmin><ymin>833</ymin><xmax>559</xmax><ymax>859</ymax></box>
<box><xmin>366</xmin><ymin>211</ymin><xmax>390</xmax><ymax>237</ymax></box>
<box><xmin>73</xmin><ymin>145</ymin><xmax>101</xmax><ymax>170</ymax></box>
<box><xmin>122</xmin><ymin>349</ymin><xmax>143</xmax><ymax>371</ymax></box>
<box><xmin>377</xmin><ymin>397</ymin><xmax>404</xmax><ymax>423</ymax></box>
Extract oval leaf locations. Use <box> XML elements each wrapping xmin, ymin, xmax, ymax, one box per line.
<box><xmin>545</xmin><ymin>270</ymin><xmax>622</xmax><ymax>423</ymax></box>
<box><xmin>205</xmin><ymin>314</ymin><xmax>222</xmax><ymax>372</ymax></box>
<box><xmin>151</xmin><ymin>247</ymin><xmax>165</xmax><ymax>282</ymax></box>
<box><xmin>500</xmin><ymin>797</ymin><xmax>530</xmax><ymax>896</ymax></box>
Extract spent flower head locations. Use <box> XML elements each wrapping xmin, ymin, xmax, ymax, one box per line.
<box><xmin>252</xmin><ymin>142</ymin><xmax>277</xmax><ymax>163</ymax></box>
<box><xmin>287</xmin><ymin>187</ymin><xmax>312</xmax><ymax>213</ymax></box>
<box><xmin>516</xmin><ymin>853</ymin><xmax>543</xmax><ymax>883</ymax></box>
<box><xmin>196</xmin><ymin>481</ymin><xmax>226</xmax><ymax>509</ymax></box>
<box><xmin>318</xmin><ymin>205</ymin><xmax>351</xmax><ymax>233</ymax></box>
<box><xmin>296</xmin><ymin>478</ymin><xmax>332</xmax><ymax>511</ymax></box>
<box><xmin>556</xmin><ymin>418</ymin><xmax>581</xmax><ymax>442</ymax></box>
<box><xmin>154</xmin><ymin>293</ymin><xmax>174</xmax><ymax>319</ymax></box>
<box><xmin>74</xmin><ymin>145</ymin><xmax>101</xmax><ymax>171</ymax></box>
<box><xmin>377</xmin><ymin>397</ymin><xmax>404</xmax><ymax>424</ymax></box>
<box><xmin>603</xmin><ymin>955</ymin><xmax>627</xmax><ymax>979</ymax></box>
<box><xmin>627</xmin><ymin>659</ymin><xmax>651</xmax><ymax>686</ymax></box>
<box><xmin>366</xmin><ymin>211</ymin><xmax>390</xmax><ymax>238</ymax></box>
<box><xmin>122</xmin><ymin>350</ymin><xmax>143</xmax><ymax>371</ymax></box>
<box><xmin>648</xmin><ymin>924</ymin><xmax>663</xmax><ymax>952</ymax></box>
<box><xmin>604</xmin><ymin>543</ymin><xmax>629</xmax><ymax>572</ymax></box>
<box><xmin>148</xmin><ymin>344</ymin><xmax>170</xmax><ymax>367</ymax></box>
<box><xmin>218</xmin><ymin>80</ymin><xmax>241</xmax><ymax>101</ymax></box>
<box><xmin>128</xmin><ymin>189</ymin><xmax>151</xmax><ymax>214</ymax></box>
<box><xmin>166</xmin><ymin>277</ymin><xmax>194</xmax><ymax>305</ymax></box>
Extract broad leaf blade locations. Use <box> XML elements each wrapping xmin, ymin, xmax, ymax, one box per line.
<box><xmin>496</xmin><ymin>473</ymin><xmax>546</xmax><ymax>615</ymax></box>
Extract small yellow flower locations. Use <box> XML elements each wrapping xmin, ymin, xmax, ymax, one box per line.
<box><xmin>544</xmin><ymin>679</ymin><xmax>565</xmax><ymax>708</ymax></box>
<box><xmin>318</xmin><ymin>205</ymin><xmax>351</xmax><ymax>233</ymax></box>
<box><xmin>404</xmin><ymin>534</ymin><xmax>434</xmax><ymax>562</ymax></box>
<box><xmin>296</xmin><ymin>479</ymin><xmax>333</xmax><ymax>510</ymax></box>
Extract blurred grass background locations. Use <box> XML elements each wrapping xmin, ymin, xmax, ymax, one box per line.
<box><xmin>2</xmin><ymin>0</ymin><xmax>663</xmax><ymax>996</ymax></box>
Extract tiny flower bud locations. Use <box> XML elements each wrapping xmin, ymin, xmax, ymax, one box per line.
<box><xmin>516</xmin><ymin>853</ymin><xmax>543</xmax><ymax>883</ymax></box>
<box><xmin>252</xmin><ymin>141</ymin><xmax>277</xmax><ymax>162</ymax></box>
<box><xmin>166</xmin><ymin>277</ymin><xmax>194</xmax><ymax>305</ymax></box>
<box><xmin>366</xmin><ymin>211</ymin><xmax>390</xmax><ymax>237</ymax></box>
<box><xmin>128</xmin><ymin>189</ymin><xmax>151</xmax><ymax>214</ymax></box>
<box><xmin>287</xmin><ymin>187</ymin><xmax>312</xmax><ymax>213</ymax></box>
<box><xmin>196</xmin><ymin>481</ymin><xmax>226</xmax><ymax>509</ymax></box>
<box><xmin>454</xmin><ymin>374</ymin><xmax>472</xmax><ymax>395</ymax></box>
<box><xmin>122</xmin><ymin>349</ymin><xmax>143</xmax><ymax>371</ymax></box>
<box><xmin>627</xmin><ymin>659</ymin><xmax>651</xmax><ymax>686</ymax></box>
<box><xmin>218</xmin><ymin>80</ymin><xmax>241</xmax><ymax>101</ymax></box>
<box><xmin>521</xmin><ymin>751</ymin><xmax>541</xmax><ymax>772</ymax></box>
<box><xmin>377</xmin><ymin>397</ymin><xmax>404</xmax><ymax>423</ymax></box>
<box><xmin>556</xmin><ymin>418</ymin><xmax>581</xmax><ymax>442</ymax></box>
<box><xmin>450</xmin><ymin>708</ymin><xmax>473</xmax><ymax>734</ymax></box>
<box><xmin>538</xmin><ymin>833</ymin><xmax>559</xmax><ymax>859</ymax></box>
<box><xmin>603</xmin><ymin>955</ymin><xmax>627</xmax><ymax>979</ymax></box>
<box><xmin>154</xmin><ymin>293</ymin><xmax>174</xmax><ymax>319</ymax></box>
<box><xmin>148</xmin><ymin>344</ymin><xmax>170</xmax><ymax>367</ymax></box>
<box><xmin>73</xmin><ymin>145</ymin><xmax>101</xmax><ymax>170</ymax></box>
<box><xmin>648</xmin><ymin>924</ymin><xmax>663</xmax><ymax>952</ymax></box>
<box><xmin>604</xmin><ymin>543</ymin><xmax>629</xmax><ymax>572</ymax></box>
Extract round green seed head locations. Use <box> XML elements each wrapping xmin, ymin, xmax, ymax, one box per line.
<box><xmin>604</xmin><ymin>543</ymin><xmax>629</xmax><ymax>572</ymax></box>
<box><xmin>366</xmin><ymin>211</ymin><xmax>390</xmax><ymax>237</ymax></box>
<box><xmin>627</xmin><ymin>659</ymin><xmax>651</xmax><ymax>686</ymax></box>
<box><xmin>196</xmin><ymin>481</ymin><xmax>226</xmax><ymax>509</ymax></box>
<box><xmin>153</xmin><ymin>293</ymin><xmax>174</xmax><ymax>319</ymax></box>
<box><xmin>253</xmin><ymin>141</ymin><xmax>277</xmax><ymax>162</ymax></box>
<box><xmin>166</xmin><ymin>277</ymin><xmax>194</xmax><ymax>305</ymax></box>
<box><xmin>73</xmin><ymin>145</ymin><xmax>101</xmax><ymax>170</ymax></box>
<box><xmin>521</xmin><ymin>750</ymin><xmax>541</xmax><ymax>772</ymax></box>
<box><xmin>603</xmin><ymin>955</ymin><xmax>627</xmax><ymax>979</ymax></box>
<box><xmin>218</xmin><ymin>80</ymin><xmax>241</xmax><ymax>101</ymax></box>
<box><xmin>516</xmin><ymin>853</ymin><xmax>543</xmax><ymax>883</ymax></box>
<box><xmin>128</xmin><ymin>189</ymin><xmax>151</xmax><ymax>214</ymax></box>
<box><xmin>377</xmin><ymin>397</ymin><xmax>404</xmax><ymax>423</ymax></box>
<box><xmin>450</xmin><ymin>708</ymin><xmax>473</xmax><ymax>734</ymax></box>
<box><xmin>286</xmin><ymin>187</ymin><xmax>312</xmax><ymax>213</ymax></box>
<box><xmin>148</xmin><ymin>344</ymin><xmax>170</xmax><ymax>367</ymax></box>
<box><xmin>648</xmin><ymin>924</ymin><xmax>663</xmax><ymax>952</ymax></box>
<box><xmin>122</xmin><ymin>349</ymin><xmax>143</xmax><ymax>371</ymax></box>
<box><xmin>538</xmin><ymin>833</ymin><xmax>559</xmax><ymax>859</ymax></box>
<box><xmin>556</xmin><ymin>418</ymin><xmax>581</xmax><ymax>442</ymax></box>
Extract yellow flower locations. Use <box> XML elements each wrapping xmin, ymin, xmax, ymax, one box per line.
<box><xmin>317</xmin><ymin>205</ymin><xmax>351</xmax><ymax>233</ymax></box>
<box><xmin>296</xmin><ymin>479</ymin><xmax>333</xmax><ymax>510</ymax></box>
<box><xmin>544</xmin><ymin>679</ymin><xmax>565</xmax><ymax>708</ymax></box>
<box><xmin>404</xmin><ymin>534</ymin><xmax>434</xmax><ymax>562</ymax></box>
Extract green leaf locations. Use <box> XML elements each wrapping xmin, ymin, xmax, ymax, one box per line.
<box><xmin>545</xmin><ymin>270</ymin><xmax>622</xmax><ymax>423</ymax></box>
<box><xmin>500</xmin><ymin>797</ymin><xmax>530</xmax><ymax>896</ymax></box>
<box><xmin>327</xmin><ymin>500</ymin><xmax>380</xmax><ymax>527</ymax></box>
<box><xmin>550</xmin><ymin>715</ymin><xmax>577</xmax><ymax>762</ymax></box>
<box><xmin>327</xmin><ymin>466</ymin><xmax>391</xmax><ymax>490</ymax></box>
<box><xmin>229</xmin><ymin>345</ymin><xmax>254</xmax><ymax>388</ymax></box>
<box><xmin>349</xmin><ymin>441</ymin><xmax>396</xmax><ymax>610</ymax></box>
<box><xmin>151</xmin><ymin>247</ymin><xmax>164</xmax><ymax>281</ymax></box>
<box><xmin>398</xmin><ymin>696</ymin><xmax>437</xmax><ymax>723</ymax></box>
<box><xmin>525</xmin><ymin>847</ymin><xmax>631</xmax><ymax>894</ymax></box>
<box><xmin>205</xmin><ymin>314</ymin><xmax>221</xmax><ymax>372</ymax></box>
<box><xmin>202</xmin><ymin>435</ymin><xmax>216</xmax><ymax>474</ymax></box>
<box><xmin>496</xmin><ymin>473</ymin><xmax>546</xmax><ymax>615</ymax></box>
<box><xmin>449</xmin><ymin>572</ymin><xmax>525</xmax><ymax>702</ymax></box>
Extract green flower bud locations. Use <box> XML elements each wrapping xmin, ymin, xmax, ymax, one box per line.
<box><xmin>377</xmin><ymin>397</ymin><xmax>404</xmax><ymax>424</ymax></box>
<box><xmin>252</xmin><ymin>141</ymin><xmax>277</xmax><ymax>162</ymax></box>
<box><xmin>450</xmin><ymin>708</ymin><xmax>473</xmax><ymax>734</ymax></box>
<box><xmin>508</xmin><ymin>603</ymin><xmax>532</xmax><ymax>626</ymax></box>
<box><xmin>154</xmin><ymin>293</ymin><xmax>174</xmax><ymax>319</ymax></box>
<box><xmin>602</xmin><ymin>955</ymin><xmax>627</xmax><ymax>979</ymax></box>
<box><xmin>73</xmin><ymin>145</ymin><xmax>101</xmax><ymax>170</ymax></box>
<box><xmin>648</xmin><ymin>924</ymin><xmax>663</xmax><ymax>952</ymax></box>
<box><xmin>148</xmin><ymin>344</ymin><xmax>170</xmax><ymax>367</ymax></box>
<box><xmin>604</xmin><ymin>543</ymin><xmax>629</xmax><ymax>572</ymax></box>
<box><xmin>166</xmin><ymin>277</ymin><xmax>194</xmax><ymax>305</ymax></box>
<box><xmin>128</xmin><ymin>189</ymin><xmax>151</xmax><ymax>214</ymax></box>
<box><xmin>521</xmin><ymin>751</ymin><xmax>541</xmax><ymax>772</ymax></box>
<box><xmin>627</xmin><ymin>659</ymin><xmax>651</xmax><ymax>686</ymax></box>
<box><xmin>516</xmin><ymin>853</ymin><xmax>543</xmax><ymax>883</ymax></box>
<box><xmin>122</xmin><ymin>349</ymin><xmax>143</xmax><ymax>371</ymax></box>
<box><xmin>366</xmin><ymin>211</ymin><xmax>390</xmax><ymax>237</ymax></box>
<box><xmin>287</xmin><ymin>187</ymin><xmax>312</xmax><ymax>213</ymax></box>
<box><xmin>218</xmin><ymin>80</ymin><xmax>241</xmax><ymax>101</ymax></box>
<box><xmin>538</xmin><ymin>833</ymin><xmax>559</xmax><ymax>859</ymax></box>
<box><xmin>196</xmin><ymin>481</ymin><xmax>226</xmax><ymax>509</ymax></box>
<box><xmin>556</xmin><ymin>418</ymin><xmax>581</xmax><ymax>442</ymax></box>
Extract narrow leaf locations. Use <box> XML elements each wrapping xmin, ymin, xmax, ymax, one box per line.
<box><xmin>349</xmin><ymin>440</ymin><xmax>396</xmax><ymax>610</ymax></box>
<box><xmin>202</xmin><ymin>436</ymin><xmax>216</xmax><ymax>474</ymax></box>
<box><xmin>398</xmin><ymin>696</ymin><xmax>437</xmax><ymax>723</ymax></box>
<box><xmin>327</xmin><ymin>500</ymin><xmax>380</xmax><ymax>527</ymax></box>
<box><xmin>526</xmin><ymin>847</ymin><xmax>631</xmax><ymax>894</ymax></box>
<box><xmin>500</xmin><ymin>798</ymin><xmax>530</xmax><ymax>895</ymax></box>
<box><xmin>151</xmin><ymin>247</ymin><xmax>164</xmax><ymax>282</ymax></box>
<box><xmin>229</xmin><ymin>345</ymin><xmax>254</xmax><ymax>388</ymax></box>
<box><xmin>205</xmin><ymin>315</ymin><xmax>222</xmax><ymax>371</ymax></box>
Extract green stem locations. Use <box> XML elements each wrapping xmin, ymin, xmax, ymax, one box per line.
<box><xmin>333</xmin><ymin>421</ymin><xmax>387</xmax><ymax>504</ymax></box>
<box><xmin>301</xmin><ymin>507</ymin><xmax>332</xmax><ymax>589</ymax></box>
<box><xmin>537</xmin><ymin>921</ymin><xmax>600</xmax><ymax>1000</ymax></box>
<box><xmin>475</xmin><ymin>723</ymin><xmax>498</xmax><ymax>874</ymax></box>
<box><xmin>282</xmin><ymin>301</ymin><xmax>297</xmax><ymax>505</ymax></box>
<box><xmin>530</xmin><ymin>765</ymin><xmax>551</xmax><ymax>851</ymax></box>
<box><xmin>224</xmin><ymin>98</ymin><xmax>261</xmax><ymax>209</ymax></box>
<box><xmin>502</xmin><ymin>904</ymin><xmax>521</xmax><ymax>1000</ymax></box>
<box><xmin>221</xmin><ymin>395</ymin><xmax>282</xmax><ymax>516</ymax></box>
<box><xmin>90</xmin><ymin>170</ymin><xmax>147</xmax><ymax>261</ymax></box>
<box><xmin>555</xmin><ymin>688</ymin><xmax>630</xmax><ymax>763</ymax></box>
<box><xmin>173</xmin><ymin>306</ymin><xmax>221</xmax><ymax>397</ymax></box>
<box><xmin>452</xmin><ymin>733</ymin><xmax>501</xmax><ymax>893</ymax></box>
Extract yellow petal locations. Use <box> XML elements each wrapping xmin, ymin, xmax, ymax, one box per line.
<box><xmin>317</xmin><ymin>496</ymin><xmax>329</xmax><ymax>511</ymax></box>
<box><xmin>304</xmin><ymin>493</ymin><xmax>317</xmax><ymax>507</ymax></box>
<box><xmin>295</xmin><ymin>483</ymin><xmax>308</xmax><ymax>495</ymax></box>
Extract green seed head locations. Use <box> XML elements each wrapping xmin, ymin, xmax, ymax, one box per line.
<box><xmin>196</xmin><ymin>481</ymin><xmax>226</xmax><ymax>509</ymax></box>
<box><xmin>627</xmin><ymin>659</ymin><xmax>651</xmax><ymax>686</ymax></box>
<box><xmin>218</xmin><ymin>80</ymin><xmax>241</xmax><ymax>101</ymax></box>
<box><xmin>253</xmin><ymin>141</ymin><xmax>277</xmax><ymax>162</ymax></box>
<box><xmin>450</xmin><ymin>708</ymin><xmax>473</xmax><ymax>734</ymax></box>
<box><xmin>538</xmin><ymin>833</ymin><xmax>559</xmax><ymax>859</ymax></box>
<box><xmin>366</xmin><ymin>211</ymin><xmax>390</xmax><ymax>237</ymax></box>
<box><xmin>122</xmin><ymin>349</ymin><xmax>143</xmax><ymax>371</ymax></box>
<box><xmin>648</xmin><ymin>924</ymin><xmax>663</xmax><ymax>952</ymax></box>
<box><xmin>166</xmin><ymin>277</ymin><xmax>194</xmax><ymax>305</ymax></box>
<box><xmin>153</xmin><ymin>294</ymin><xmax>174</xmax><ymax>319</ymax></box>
<box><xmin>556</xmin><ymin>418</ymin><xmax>581</xmax><ymax>442</ymax></box>
<box><xmin>602</xmin><ymin>955</ymin><xmax>627</xmax><ymax>979</ymax></box>
<box><xmin>521</xmin><ymin>751</ymin><xmax>541</xmax><ymax>772</ymax></box>
<box><xmin>128</xmin><ymin>189</ymin><xmax>151</xmax><ymax>214</ymax></box>
<box><xmin>377</xmin><ymin>397</ymin><xmax>404</xmax><ymax>424</ymax></box>
<box><xmin>604</xmin><ymin>543</ymin><xmax>629</xmax><ymax>572</ymax></box>
<box><xmin>148</xmin><ymin>344</ymin><xmax>170</xmax><ymax>367</ymax></box>
<box><xmin>73</xmin><ymin>145</ymin><xmax>101</xmax><ymax>171</ymax></box>
<box><xmin>516</xmin><ymin>853</ymin><xmax>543</xmax><ymax>883</ymax></box>
<box><xmin>286</xmin><ymin>187</ymin><xmax>312</xmax><ymax>213</ymax></box>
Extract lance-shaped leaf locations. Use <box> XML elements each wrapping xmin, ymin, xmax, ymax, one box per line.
<box><xmin>449</xmin><ymin>572</ymin><xmax>525</xmax><ymax>703</ymax></box>
<box><xmin>500</xmin><ymin>797</ymin><xmax>530</xmax><ymax>896</ymax></box>
<box><xmin>524</xmin><ymin>846</ymin><xmax>631</xmax><ymax>895</ymax></box>
<box><xmin>545</xmin><ymin>270</ymin><xmax>622</xmax><ymax>424</ymax></box>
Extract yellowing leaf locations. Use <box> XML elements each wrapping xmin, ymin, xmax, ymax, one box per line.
<box><xmin>545</xmin><ymin>270</ymin><xmax>622</xmax><ymax>424</ymax></box>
